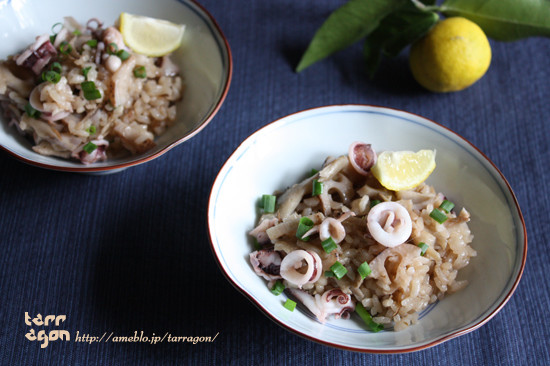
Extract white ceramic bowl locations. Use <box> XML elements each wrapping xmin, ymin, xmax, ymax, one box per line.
<box><xmin>208</xmin><ymin>105</ymin><xmax>527</xmax><ymax>353</ymax></box>
<box><xmin>0</xmin><ymin>0</ymin><xmax>231</xmax><ymax>173</ymax></box>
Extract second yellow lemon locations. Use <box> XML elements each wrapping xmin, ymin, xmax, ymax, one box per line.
<box><xmin>409</xmin><ymin>17</ymin><xmax>491</xmax><ymax>92</ymax></box>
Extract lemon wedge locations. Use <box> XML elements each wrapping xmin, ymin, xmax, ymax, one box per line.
<box><xmin>371</xmin><ymin>150</ymin><xmax>436</xmax><ymax>191</ymax></box>
<box><xmin>119</xmin><ymin>13</ymin><xmax>185</xmax><ymax>57</ymax></box>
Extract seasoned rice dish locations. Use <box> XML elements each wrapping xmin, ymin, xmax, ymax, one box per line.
<box><xmin>0</xmin><ymin>17</ymin><xmax>183</xmax><ymax>164</ymax></box>
<box><xmin>249</xmin><ymin>143</ymin><xmax>476</xmax><ymax>331</ymax></box>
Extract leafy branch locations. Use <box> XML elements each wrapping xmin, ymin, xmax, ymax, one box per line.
<box><xmin>296</xmin><ymin>0</ymin><xmax>550</xmax><ymax>75</ymax></box>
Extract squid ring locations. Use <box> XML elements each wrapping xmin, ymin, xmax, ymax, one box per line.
<box><xmin>367</xmin><ymin>201</ymin><xmax>412</xmax><ymax>247</ymax></box>
<box><xmin>280</xmin><ymin>250</ymin><xmax>322</xmax><ymax>287</ymax></box>
<box><xmin>348</xmin><ymin>142</ymin><xmax>377</xmax><ymax>175</ymax></box>
<box><xmin>319</xmin><ymin>218</ymin><xmax>346</xmax><ymax>243</ymax></box>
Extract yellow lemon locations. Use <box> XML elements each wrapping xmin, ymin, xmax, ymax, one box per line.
<box><xmin>371</xmin><ymin>150</ymin><xmax>436</xmax><ymax>191</ymax></box>
<box><xmin>119</xmin><ymin>13</ymin><xmax>185</xmax><ymax>57</ymax></box>
<box><xmin>409</xmin><ymin>17</ymin><xmax>491</xmax><ymax>92</ymax></box>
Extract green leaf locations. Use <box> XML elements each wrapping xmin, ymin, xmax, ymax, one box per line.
<box><xmin>383</xmin><ymin>11</ymin><xmax>439</xmax><ymax>56</ymax></box>
<box><xmin>296</xmin><ymin>0</ymin><xmax>407</xmax><ymax>72</ymax></box>
<box><xmin>363</xmin><ymin>4</ymin><xmax>439</xmax><ymax>78</ymax></box>
<box><xmin>441</xmin><ymin>0</ymin><xmax>550</xmax><ymax>41</ymax></box>
<box><xmin>363</xmin><ymin>39</ymin><xmax>383</xmax><ymax>77</ymax></box>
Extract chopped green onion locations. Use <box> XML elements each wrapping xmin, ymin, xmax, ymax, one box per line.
<box><xmin>51</xmin><ymin>22</ymin><xmax>63</xmax><ymax>35</ymax></box>
<box><xmin>59</xmin><ymin>41</ymin><xmax>72</xmax><ymax>54</ymax></box>
<box><xmin>355</xmin><ymin>302</ymin><xmax>383</xmax><ymax>332</ymax></box>
<box><xmin>439</xmin><ymin>200</ymin><xmax>455</xmax><ymax>213</ymax></box>
<box><xmin>261</xmin><ymin>194</ymin><xmax>276</xmax><ymax>213</ymax></box>
<box><xmin>41</xmin><ymin>62</ymin><xmax>62</xmax><ymax>84</ymax></box>
<box><xmin>85</xmin><ymin>125</ymin><xmax>96</xmax><ymax>135</ymax></box>
<box><xmin>41</xmin><ymin>70</ymin><xmax>61</xmax><ymax>84</ymax></box>
<box><xmin>358</xmin><ymin>262</ymin><xmax>371</xmax><ymax>279</ymax></box>
<box><xmin>24</xmin><ymin>103</ymin><xmax>41</xmax><ymax>119</ymax></box>
<box><xmin>321</xmin><ymin>237</ymin><xmax>337</xmax><ymax>254</ymax></box>
<box><xmin>81</xmin><ymin>81</ymin><xmax>101</xmax><ymax>100</ymax></box>
<box><xmin>310</xmin><ymin>168</ymin><xmax>319</xmax><ymax>177</ymax></box>
<box><xmin>252</xmin><ymin>238</ymin><xmax>262</xmax><ymax>251</ymax></box>
<box><xmin>82</xmin><ymin>66</ymin><xmax>91</xmax><ymax>80</ymax></box>
<box><xmin>86</xmin><ymin>39</ymin><xmax>98</xmax><ymax>48</ymax></box>
<box><xmin>418</xmin><ymin>242</ymin><xmax>429</xmax><ymax>256</ymax></box>
<box><xmin>117</xmin><ymin>49</ymin><xmax>130</xmax><ymax>61</ymax></box>
<box><xmin>312</xmin><ymin>179</ymin><xmax>323</xmax><ymax>196</ymax></box>
<box><xmin>50</xmin><ymin>62</ymin><xmax>62</xmax><ymax>74</ymax></box>
<box><xmin>370</xmin><ymin>199</ymin><xmax>381</xmax><ymax>208</ymax></box>
<box><xmin>81</xmin><ymin>81</ymin><xmax>96</xmax><ymax>92</ymax></box>
<box><xmin>324</xmin><ymin>270</ymin><xmax>335</xmax><ymax>277</ymax></box>
<box><xmin>330</xmin><ymin>261</ymin><xmax>348</xmax><ymax>280</ymax></box>
<box><xmin>133</xmin><ymin>66</ymin><xmax>147</xmax><ymax>78</ymax></box>
<box><xmin>49</xmin><ymin>23</ymin><xmax>63</xmax><ymax>43</ymax></box>
<box><xmin>283</xmin><ymin>299</ymin><xmax>296</xmax><ymax>312</ymax></box>
<box><xmin>82</xmin><ymin>142</ymin><xmax>97</xmax><ymax>154</ymax></box>
<box><xmin>107</xmin><ymin>42</ymin><xmax>118</xmax><ymax>54</ymax></box>
<box><xmin>271</xmin><ymin>281</ymin><xmax>285</xmax><ymax>296</ymax></box>
<box><xmin>72</xmin><ymin>29</ymin><xmax>82</xmax><ymax>36</ymax></box>
<box><xmin>84</xmin><ymin>89</ymin><xmax>101</xmax><ymax>100</ymax></box>
<box><xmin>295</xmin><ymin>217</ymin><xmax>314</xmax><ymax>241</ymax></box>
<box><xmin>429</xmin><ymin>208</ymin><xmax>448</xmax><ymax>224</ymax></box>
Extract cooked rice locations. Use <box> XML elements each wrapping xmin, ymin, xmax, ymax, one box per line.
<box><xmin>250</xmin><ymin>153</ymin><xmax>476</xmax><ymax>331</ymax></box>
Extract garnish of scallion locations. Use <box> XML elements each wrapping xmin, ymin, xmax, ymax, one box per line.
<box><xmin>321</xmin><ymin>237</ymin><xmax>337</xmax><ymax>253</ymax></box>
<box><xmin>117</xmin><ymin>49</ymin><xmax>130</xmax><ymax>61</ymax></box>
<box><xmin>355</xmin><ymin>302</ymin><xmax>383</xmax><ymax>332</ymax></box>
<box><xmin>81</xmin><ymin>81</ymin><xmax>96</xmax><ymax>92</ymax></box>
<box><xmin>86</xmin><ymin>39</ymin><xmax>98</xmax><ymax>48</ymax></box>
<box><xmin>418</xmin><ymin>242</ymin><xmax>429</xmax><ymax>256</ymax></box>
<box><xmin>252</xmin><ymin>238</ymin><xmax>262</xmax><ymax>251</ymax></box>
<box><xmin>370</xmin><ymin>199</ymin><xmax>381</xmax><ymax>208</ymax></box>
<box><xmin>24</xmin><ymin>103</ymin><xmax>41</xmax><ymax>119</ymax></box>
<box><xmin>133</xmin><ymin>66</ymin><xmax>147</xmax><ymax>78</ymax></box>
<box><xmin>358</xmin><ymin>262</ymin><xmax>371</xmax><ymax>279</ymax></box>
<box><xmin>330</xmin><ymin>261</ymin><xmax>348</xmax><ymax>280</ymax></box>
<box><xmin>82</xmin><ymin>66</ymin><xmax>91</xmax><ymax>80</ymax></box>
<box><xmin>270</xmin><ymin>281</ymin><xmax>285</xmax><ymax>296</ymax></box>
<box><xmin>324</xmin><ymin>270</ymin><xmax>335</xmax><ymax>277</ymax></box>
<box><xmin>50</xmin><ymin>62</ymin><xmax>62</xmax><ymax>74</ymax></box>
<box><xmin>81</xmin><ymin>81</ymin><xmax>101</xmax><ymax>100</ymax></box>
<box><xmin>107</xmin><ymin>42</ymin><xmax>119</xmax><ymax>54</ymax></box>
<box><xmin>261</xmin><ymin>194</ymin><xmax>276</xmax><ymax>213</ymax></box>
<box><xmin>85</xmin><ymin>125</ymin><xmax>96</xmax><ymax>135</ymax></box>
<box><xmin>42</xmin><ymin>71</ymin><xmax>60</xmax><ymax>83</ymax></box>
<box><xmin>59</xmin><ymin>41</ymin><xmax>72</xmax><ymax>55</ymax></box>
<box><xmin>51</xmin><ymin>22</ymin><xmax>62</xmax><ymax>35</ymax></box>
<box><xmin>296</xmin><ymin>217</ymin><xmax>314</xmax><ymax>241</ymax></box>
<box><xmin>82</xmin><ymin>142</ymin><xmax>97</xmax><ymax>154</ymax></box>
<box><xmin>439</xmin><ymin>199</ymin><xmax>455</xmax><ymax>213</ymax></box>
<box><xmin>50</xmin><ymin>22</ymin><xmax>62</xmax><ymax>43</ymax></box>
<box><xmin>283</xmin><ymin>299</ymin><xmax>297</xmax><ymax>312</ymax></box>
<box><xmin>312</xmin><ymin>179</ymin><xmax>323</xmax><ymax>196</ymax></box>
<box><xmin>429</xmin><ymin>208</ymin><xmax>448</xmax><ymax>224</ymax></box>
